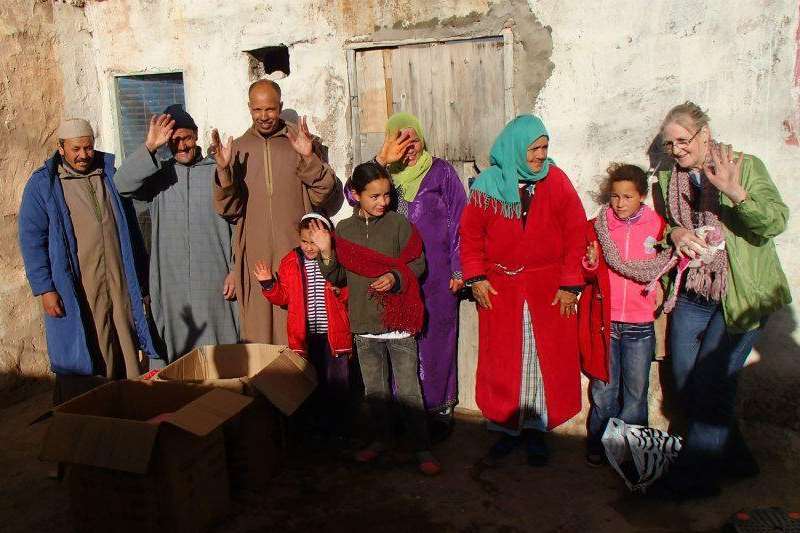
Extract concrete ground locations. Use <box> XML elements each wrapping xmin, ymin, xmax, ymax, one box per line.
<box><xmin>2</xmin><ymin>388</ymin><xmax>799</xmax><ymax>533</ymax></box>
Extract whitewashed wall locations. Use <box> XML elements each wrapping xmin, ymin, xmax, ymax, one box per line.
<box><xmin>44</xmin><ymin>0</ymin><xmax>800</xmax><ymax>440</ymax></box>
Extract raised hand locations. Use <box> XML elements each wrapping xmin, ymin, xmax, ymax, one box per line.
<box><xmin>377</xmin><ymin>130</ymin><xmax>413</xmax><ymax>166</ymax></box>
<box><xmin>704</xmin><ymin>143</ymin><xmax>747</xmax><ymax>204</ymax></box>
<box><xmin>287</xmin><ymin>116</ymin><xmax>314</xmax><ymax>158</ymax></box>
<box><xmin>308</xmin><ymin>219</ymin><xmax>332</xmax><ymax>257</ymax></box>
<box><xmin>252</xmin><ymin>261</ymin><xmax>273</xmax><ymax>282</ymax></box>
<box><xmin>41</xmin><ymin>291</ymin><xmax>65</xmax><ymax>318</ymax></box>
<box><xmin>210</xmin><ymin>128</ymin><xmax>234</xmax><ymax>170</ymax></box>
<box><xmin>145</xmin><ymin>114</ymin><xmax>175</xmax><ymax>153</ymax></box>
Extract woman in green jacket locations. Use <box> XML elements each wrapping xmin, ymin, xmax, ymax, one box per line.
<box><xmin>653</xmin><ymin>102</ymin><xmax>790</xmax><ymax>499</ymax></box>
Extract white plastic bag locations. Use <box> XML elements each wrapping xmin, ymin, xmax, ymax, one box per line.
<box><xmin>601</xmin><ymin>418</ymin><xmax>683</xmax><ymax>493</ymax></box>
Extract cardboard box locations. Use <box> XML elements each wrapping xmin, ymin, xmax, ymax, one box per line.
<box><xmin>41</xmin><ymin>380</ymin><xmax>252</xmax><ymax>533</ymax></box>
<box><xmin>156</xmin><ymin>344</ymin><xmax>318</xmax><ymax>490</ymax></box>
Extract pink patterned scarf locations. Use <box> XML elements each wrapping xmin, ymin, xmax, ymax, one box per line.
<box><xmin>593</xmin><ymin>205</ymin><xmax>673</xmax><ymax>284</ymax></box>
<box><xmin>665</xmin><ymin>142</ymin><xmax>729</xmax><ymax>303</ymax></box>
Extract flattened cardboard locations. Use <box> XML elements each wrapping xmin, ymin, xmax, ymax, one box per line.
<box><xmin>157</xmin><ymin>343</ymin><xmax>317</xmax><ymax>415</ymax></box>
<box><xmin>40</xmin><ymin>380</ymin><xmax>252</xmax><ymax>474</ymax></box>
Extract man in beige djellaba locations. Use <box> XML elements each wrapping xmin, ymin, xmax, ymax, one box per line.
<box><xmin>212</xmin><ymin>80</ymin><xmax>340</xmax><ymax>343</ymax></box>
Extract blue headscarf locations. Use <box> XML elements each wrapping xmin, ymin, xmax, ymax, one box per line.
<box><xmin>470</xmin><ymin>115</ymin><xmax>554</xmax><ymax>218</ymax></box>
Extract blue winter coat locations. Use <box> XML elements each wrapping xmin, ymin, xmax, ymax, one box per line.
<box><xmin>18</xmin><ymin>151</ymin><xmax>157</xmax><ymax>375</ymax></box>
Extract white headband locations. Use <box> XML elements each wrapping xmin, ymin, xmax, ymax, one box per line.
<box><xmin>301</xmin><ymin>213</ymin><xmax>331</xmax><ymax>230</ymax></box>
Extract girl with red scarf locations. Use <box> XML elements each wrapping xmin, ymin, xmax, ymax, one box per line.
<box><xmin>310</xmin><ymin>161</ymin><xmax>440</xmax><ymax>476</ymax></box>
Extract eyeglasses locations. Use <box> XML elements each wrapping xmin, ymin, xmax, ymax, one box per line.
<box><xmin>661</xmin><ymin>128</ymin><xmax>701</xmax><ymax>153</ymax></box>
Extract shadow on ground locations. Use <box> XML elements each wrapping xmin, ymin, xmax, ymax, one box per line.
<box><xmin>2</xmin><ymin>387</ymin><xmax>798</xmax><ymax>533</ymax></box>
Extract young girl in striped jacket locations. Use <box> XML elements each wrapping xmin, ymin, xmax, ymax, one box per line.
<box><xmin>253</xmin><ymin>213</ymin><xmax>353</xmax><ymax>442</ymax></box>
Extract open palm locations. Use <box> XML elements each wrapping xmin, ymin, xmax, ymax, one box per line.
<box><xmin>211</xmin><ymin>128</ymin><xmax>233</xmax><ymax>169</ymax></box>
<box><xmin>145</xmin><ymin>114</ymin><xmax>175</xmax><ymax>152</ymax></box>
<box><xmin>287</xmin><ymin>116</ymin><xmax>314</xmax><ymax>157</ymax></box>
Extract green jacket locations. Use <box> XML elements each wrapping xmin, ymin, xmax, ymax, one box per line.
<box><xmin>320</xmin><ymin>211</ymin><xmax>426</xmax><ymax>334</ymax></box>
<box><xmin>657</xmin><ymin>154</ymin><xmax>791</xmax><ymax>333</ymax></box>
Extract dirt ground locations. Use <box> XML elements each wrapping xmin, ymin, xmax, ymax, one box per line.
<box><xmin>1</xmin><ymin>388</ymin><xmax>798</xmax><ymax>533</ymax></box>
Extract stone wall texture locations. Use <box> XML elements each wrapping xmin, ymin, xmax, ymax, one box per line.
<box><xmin>0</xmin><ymin>0</ymin><xmax>64</xmax><ymax>402</ymax></box>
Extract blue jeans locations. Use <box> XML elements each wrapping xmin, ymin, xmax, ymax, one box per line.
<box><xmin>588</xmin><ymin>321</ymin><xmax>654</xmax><ymax>450</ymax></box>
<box><xmin>668</xmin><ymin>290</ymin><xmax>763</xmax><ymax>485</ymax></box>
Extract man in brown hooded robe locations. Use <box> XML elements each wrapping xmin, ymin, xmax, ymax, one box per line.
<box><xmin>212</xmin><ymin>80</ymin><xmax>339</xmax><ymax>343</ymax></box>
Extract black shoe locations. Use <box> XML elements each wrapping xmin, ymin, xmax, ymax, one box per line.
<box><xmin>646</xmin><ymin>476</ymin><xmax>721</xmax><ymax>501</ymax></box>
<box><xmin>586</xmin><ymin>450</ymin><xmax>607</xmax><ymax>468</ymax></box>
<box><xmin>526</xmin><ymin>430</ymin><xmax>549</xmax><ymax>467</ymax></box>
<box><xmin>483</xmin><ymin>434</ymin><xmax>522</xmax><ymax>466</ymax></box>
<box><xmin>721</xmin><ymin>456</ymin><xmax>760</xmax><ymax>479</ymax></box>
<box><xmin>429</xmin><ymin>413</ymin><xmax>455</xmax><ymax>444</ymax></box>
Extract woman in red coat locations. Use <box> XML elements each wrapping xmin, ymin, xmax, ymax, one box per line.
<box><xmin>460</xmin><ymin>115</ymin><xmax>587</xmax><ymax>466</ymax></box>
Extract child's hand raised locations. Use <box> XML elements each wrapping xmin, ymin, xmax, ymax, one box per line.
<box><xmin>253</xmin><ymin>260</ymin><xmax>273</xmax><ymax>282</ymax></box>
<box><xmin>585</xmin><ymin>240</ymin><xmax>599</xmax><ymax>268</ymax></box>
<box><xmin>308</xmin><ymin>220</ymin><xmax>332</xmax><ymax>256</ymax></box>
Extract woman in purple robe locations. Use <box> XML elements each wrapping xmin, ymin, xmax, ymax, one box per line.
<box><xmin>373</xmin><ymin>112</ymin><xmax>468</xmax><ymax>436</ymax></box>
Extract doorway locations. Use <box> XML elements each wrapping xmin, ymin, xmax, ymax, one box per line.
<box><xmin>346</xmin><ymin>32</ymin><xmax>514</xmax><ymax>411</ymax></box>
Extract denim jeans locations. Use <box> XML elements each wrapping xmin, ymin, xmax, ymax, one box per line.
<box><xmin>354</xmin><ymin>335</ymin><xmax>431</xmax><ymax>451</ymax></box>
<box><xmin>587</xmin><ymin>321</ymin><xmax>654</xmax><ymax>450</ymax></box>
<box><xmin>668</xmin><ymin>290</ymin><xmax>763</xmax><ymax>485</ymax></box>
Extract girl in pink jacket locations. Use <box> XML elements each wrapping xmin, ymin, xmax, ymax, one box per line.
<box><xmin>581</xmin><ymin>164</ymin><xmax>671</xmax><ymax>466</ymax></box>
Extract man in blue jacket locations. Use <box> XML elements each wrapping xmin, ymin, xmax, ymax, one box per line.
<box><xmin>18</xmin><ymin>118</ymin><xmax>157</xmax><ymax>403</ymax></box>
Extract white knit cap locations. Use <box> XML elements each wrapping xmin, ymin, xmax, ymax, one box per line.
<box><xmin>57</xmin><ymin>118</ymin><xmax>94</xmax><ymax>140</ymax></box>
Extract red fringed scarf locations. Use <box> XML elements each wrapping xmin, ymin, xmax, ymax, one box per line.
<box><xmin>334</xmin><ymin>227</ymin><xmax>424</xmax><ymax>334</ymax></box>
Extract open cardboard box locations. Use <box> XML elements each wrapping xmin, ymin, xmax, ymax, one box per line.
<box><xmin>156</xmin><ymin>343</ymin><xmax>318</xmax><ymax>490</ymax></box>
<box><xmin>157</xmin><ymin>343</ymin><xmax>317</xmax><ymax>414</ymax></box>
<box><xmin>41</xmin><ymin>379</ymin><xmax>251</xmax><ymax>533</ymax></box>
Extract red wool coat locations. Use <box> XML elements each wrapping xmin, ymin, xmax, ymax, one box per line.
<box><xmin>578</xmin><ymin>220</ymin><xmax>612</xmax><ymax>384</ymax></box>
<box><xmin>459</xmin><ymin>165</ymin><xmax>587</xmax><ymax>430</ymax></box>
<box><xmin>261</xmin><ymin>249</ymin><xmax>352</xmax><ymax>356</ymax></box>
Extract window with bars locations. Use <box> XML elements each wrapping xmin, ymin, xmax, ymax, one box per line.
<box><xmin>115</xmin><ymin>72</ymin><xmax>186</xmax><ymax>159</ymax></box>
<box><xmin>115</xmin><ymin>73</ymin><xmax>186</xmax><ymax>255</ymax></box>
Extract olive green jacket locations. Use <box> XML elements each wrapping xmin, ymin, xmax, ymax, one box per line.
<box><xmin>657</xmin><ymin>154</ymin><xmax>791</xmax><ymax>333</ymax></box>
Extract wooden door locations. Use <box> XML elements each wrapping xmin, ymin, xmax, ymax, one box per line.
<box><xmin>348</xmin><ymin>36</ymin><xmax>510</xmax><ymax>411</ymax></box>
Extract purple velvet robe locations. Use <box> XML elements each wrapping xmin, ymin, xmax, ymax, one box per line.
<box><xmin>399</xmin><ymin>158</ymin><xmax>467</xmax><ymax>412</ymax></box>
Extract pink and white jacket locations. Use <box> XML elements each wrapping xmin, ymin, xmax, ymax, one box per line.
<box><xmin>589</xmin><ymin>205</ymin><xmax>666</xmax><ymax>323</ymax></box>
<box><xmin>579</xmin><ymin>204</ymin><xmax>666</xmax><ymax>382</ymax></box>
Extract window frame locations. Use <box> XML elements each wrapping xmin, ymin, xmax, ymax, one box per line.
<box><xmin>112</xmin><ymin>70</ymin><xmax>187</xmax><ymax>159</ymax></box>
